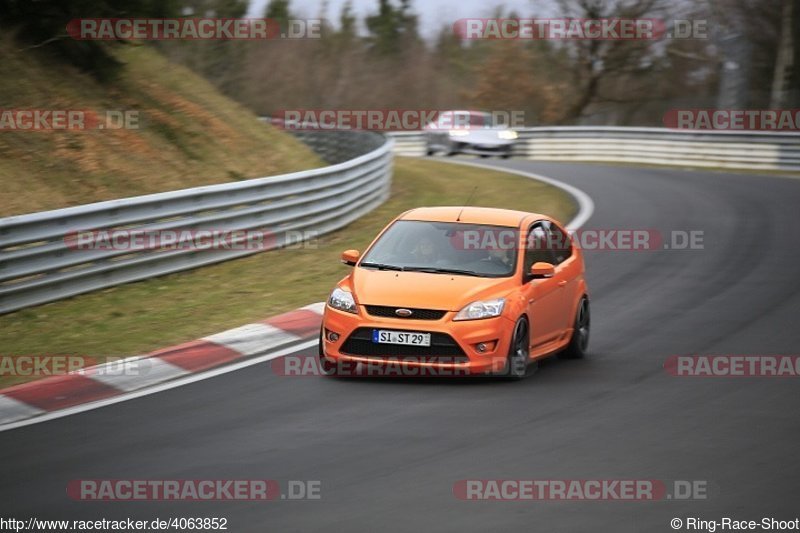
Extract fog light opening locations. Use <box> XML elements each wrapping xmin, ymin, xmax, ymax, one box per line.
<box><xmin>325</xmin><ymin>330</ymin><xmax>340</xmax><ymax>342</ymax></box>
<box><xmin>473</xmin><ymin>340</ymin><xmax>497</xmax><ymax>354</ymax></box>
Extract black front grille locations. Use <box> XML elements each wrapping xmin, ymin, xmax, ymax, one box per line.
<box><xmin>365</xmin><ymin>305</ymin><xmax>447</xmax><ymax>320</ymax></box>
<box><xmin>340</xmin><ymin>327</ymin><xmax>467</xmax><ymax>361</ymax></box>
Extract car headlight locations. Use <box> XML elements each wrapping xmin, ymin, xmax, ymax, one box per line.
<box><xmin>449</xmin><ymin>129</ymin><xmax>470</xmax><ymax>137</ymax></box>
<box><xmin>453</xmin><ymin>298</ymin><xmax>506</xmax><ymax>321</ymax></box>
<box><xmin>497</xmin><ymin>130</ymin><xmax>518</xmax><ymax>140</ymax></box>
<box><xmin>328</xmin><ymin>287</ymin><xmax>357</xmax><ymax>314</ymax></box>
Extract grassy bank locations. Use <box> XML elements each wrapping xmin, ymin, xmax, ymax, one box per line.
<box><xmin>0</xmin><ymin>38</ymin><xmax>322</xmax><ymax>217</ymax></box>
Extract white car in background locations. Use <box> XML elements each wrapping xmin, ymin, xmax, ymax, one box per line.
<box><xmin>424</xmin><ymin>110</ymin><xmax>519</xmax><ymax>158</ymax></box>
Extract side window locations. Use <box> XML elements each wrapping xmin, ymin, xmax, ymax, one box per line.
<box><xmin>524</xmin><ymin>223</ymin><xmax>556</xmax><ymax>275</ymax></box>
<box><xmin>548</xmin><ymin>222</ymin><xmax>573</xmax><ymax>265</ymax></box>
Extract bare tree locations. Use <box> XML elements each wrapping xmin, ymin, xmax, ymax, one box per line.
<box><xmin>770</xmin><ymin>0</ymin><xmax>798</xmax><ymax>107</ymax></box>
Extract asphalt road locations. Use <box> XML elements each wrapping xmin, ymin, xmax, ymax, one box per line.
<box><xmin>2</xmin><ymin>160</ymin><xmax>800</xmax><ymax>532</ymax></box>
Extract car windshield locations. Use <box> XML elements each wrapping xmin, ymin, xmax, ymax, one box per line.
<box><xmin>360</xmin><ymin>220</ymin><xmax>519</xmax><ymax>278</ymax></box>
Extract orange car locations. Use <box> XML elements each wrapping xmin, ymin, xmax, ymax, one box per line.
<box><xmin>319</xmin><ymin>207</ymin><xmax>589</xmax><ymax>379</ymax></box>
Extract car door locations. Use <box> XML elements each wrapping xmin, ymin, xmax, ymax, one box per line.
<box><xmin>547</xmin><ymin>220</ymin><xmax>581</xmax><ymax>332</ymax></box>
<box><xmin>521</xmin><ymin>222</ymin><xmax>564</xmax><ymax>350</ymax></box>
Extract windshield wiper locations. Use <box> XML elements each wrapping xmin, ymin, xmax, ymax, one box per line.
<box><xmin>361</xmin><ymin>263</ymin><xmax>488</xmax><ymax>277</ymax></box>
<box><xmin>401</xmin><ymin>266</ymin><xmax>484</xmax><ymax>277</ymax></box>
<box><xmin>359</xmin><ymin>262</ymin><xmax>404</xmax><ymax>271</ymax></box>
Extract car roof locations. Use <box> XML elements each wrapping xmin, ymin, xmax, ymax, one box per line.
<box><xmin>399</xmin><ymin>206</ymin><xmax>544</xmax><ymax>227</ymax></box>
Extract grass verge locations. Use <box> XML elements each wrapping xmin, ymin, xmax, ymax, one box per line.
<box><xmin>0</xmin><ymin>38</ymin><xmax>322</xmax><ymax>217</ymax></box>
<box><xmin>0</xmin><ymin>157</ymin><xmax>576</xmax><ymax>387</ymax></box>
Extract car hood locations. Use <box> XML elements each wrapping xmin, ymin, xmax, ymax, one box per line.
<box><xmin>461</xmin><ymin>129</ymin><xmax>514</xmax><ymax>145</ymax></box>
<box><xmin>349</xmin><ymin>268</ymin><xmax>514</xmax><ymax>311</ymax></box>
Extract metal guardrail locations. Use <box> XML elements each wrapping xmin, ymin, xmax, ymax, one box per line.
<box><xmin>0</xmin><ymin>131</ymin><xmax>393</xmax><ymax>314</ymax></box>
<box><xmin>390</xmin><ymin>127</ymin><xmax>800</xmax><ymax>172</ymax></box>
<box><xmin>260</xmin><ymin>117</ymin><xmax>388</xmax><ymax>164</ymax></box>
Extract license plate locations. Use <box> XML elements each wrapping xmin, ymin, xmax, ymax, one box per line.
<box><xmin>372</xmin><ymin>330</ymin><xmax>431</xmax><ymax>347</ymax></box>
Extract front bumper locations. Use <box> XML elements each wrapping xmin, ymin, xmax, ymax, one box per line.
<box><xmin>455</xmin><ymin>141</ymin><xmax>515</xmax><ymax>156</ymax></box>
<box><xmin>321</xmin><ymin>305</ymin><xmax>515</xmax><ymax>375</ymax></box>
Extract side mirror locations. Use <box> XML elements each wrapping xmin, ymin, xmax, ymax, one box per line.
<box><xmin>529</xmin><ymin>262</ymin><xmax>555</xmax><ymax>279</ymax></box>
<box><xmin>341</xmin><ymin>249</ymin><xmax>360</xmax><ymax>266</ymax></box>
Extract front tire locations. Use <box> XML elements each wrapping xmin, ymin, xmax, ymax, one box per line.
<box><xmin>502</xmin><ymin>317</ymin><xmax>531</xmax><ymax>380</ymax></box>
<box><xmin>559</xmin><ymin>297</ymin><xmax>590</xmax><ymax>359</ymax></box>
<box><xmin>318</xmin><ymin>328</ymin><xmax>336</xmax><ymax>375</ymax></box>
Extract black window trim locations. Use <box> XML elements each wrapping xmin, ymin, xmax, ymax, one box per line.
<box><xmin>547</xmin><ymin>220</ymin><xmax>574</xmax><ymax>266</ymax></box>
<box><xmin>522</xmin><ymin>220</ymin><xmax>556</xmax><ymax>282</ymax></box>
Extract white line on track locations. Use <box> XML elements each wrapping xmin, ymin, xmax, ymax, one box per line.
<box><xmin>416</xmin><ymin>157</ymin><xmax>594</xmax><ymax>230</ymax></box>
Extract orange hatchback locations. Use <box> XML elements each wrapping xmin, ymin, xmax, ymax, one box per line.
<box><xmin>319</xmin><ymin>207</ymin><xmax>590</xmax><ymax>379</ymax></box>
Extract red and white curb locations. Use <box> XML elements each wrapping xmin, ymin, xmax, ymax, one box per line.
<box><xmin>0</xmin><ymin>303</ymin><xmax>324</xmax><ymax>428</ymax></box>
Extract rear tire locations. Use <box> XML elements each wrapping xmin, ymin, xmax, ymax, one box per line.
<box><xmin>559</xmin><ymin>297</ymin><xmax>590</xmax><ymax>359</ymax></box>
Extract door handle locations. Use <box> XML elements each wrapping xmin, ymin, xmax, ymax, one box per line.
<box><xmin>558</xmin><ymin>281</ymin><xmax>567</xmax><ymax>287</ymax></box>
